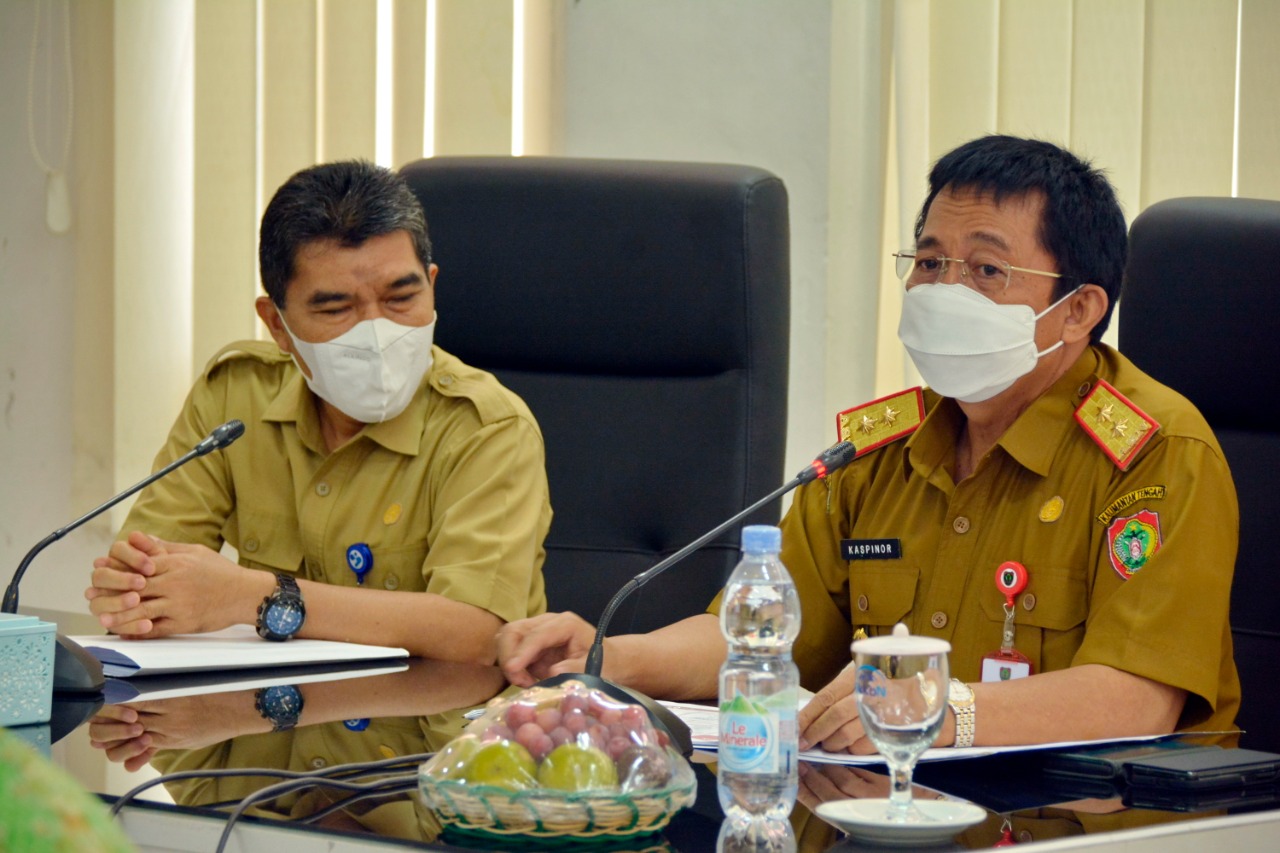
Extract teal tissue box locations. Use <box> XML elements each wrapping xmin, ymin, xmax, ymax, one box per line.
<box><xmin>0</xmin><ymin>613</ymin><xmax>56</xmax><ymax>726</ymax></box>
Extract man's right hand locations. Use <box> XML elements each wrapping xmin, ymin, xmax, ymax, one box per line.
<box><xmin>496</xmin><ymin>612</ymin><xmax>597</xmax><ymax>687</ymax></box>
<box><xmin>83</xmin><ymin>531</ymin><xmax>165</xmax><ymax>635</ymax></box>
<box><xmin>84</xmin><ymin>530</ymin><xmax>270</xmax><ymax>637</ymax></box>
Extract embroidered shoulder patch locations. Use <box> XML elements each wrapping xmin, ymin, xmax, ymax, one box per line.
<box><xmin>836</xmin><ymin>388</ymin><xmax>925</xmax><ymax>456</ymax></box>
<box><xmin>1107</xmin><ymin>509</ymin><xmax>1162</xmax><ymax>580</ymax></box>
<box><xmin>1075</xmin><ymin>379</ymin><xmax>1160</xmax><ymax>471</ymax></box>
<box><xmin>1096</xmin><ymin>486</ymin><xmax>1167</xmax><ymax>526</ymax></box>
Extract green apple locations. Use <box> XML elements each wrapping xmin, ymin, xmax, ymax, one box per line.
<box><xmin>463</xmin><ymin>741</ymin><xmax>537</xmax><ymax>791</ymax></box>
<box><xmin>537</xmin><ymin>743</ymin><xmax>619</xmax><ymax>792</ymax></box>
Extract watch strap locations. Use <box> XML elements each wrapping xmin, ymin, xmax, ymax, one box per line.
<box><xmin>948</xmin><ymin>678</ymin><xmax>976</xmax><ymax>748</ymax></box>
<box><xmin>256</xmin><ymin>572</ymin><xmax>305</xmax><ymax>641</ymax></box>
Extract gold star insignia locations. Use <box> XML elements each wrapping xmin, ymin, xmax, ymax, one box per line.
<box><xmin>836</xmin><ymin>388</ymin><xmax>924</xmax><ymax>449</ymax></box>
<box><xmin>1074</xmin><ymin>379</ymin><xmax>1161</xmax><ymax>471</ymax></box>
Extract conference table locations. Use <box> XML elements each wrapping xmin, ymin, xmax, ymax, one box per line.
<box><xmin>28</xmin><ymin>657</ymin><xmax>1280</xmax><ymax>852</ymax></box>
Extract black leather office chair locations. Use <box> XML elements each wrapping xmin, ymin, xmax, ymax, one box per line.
<box><xmin>1120</xmin><ymin>196</ymin><xmax>1280</xmax><ymax>752</ymax></box>
<box><xmin>400</xmin><ymin>157</ymin><xmax>790</xmax><ymax>634</ymax></box>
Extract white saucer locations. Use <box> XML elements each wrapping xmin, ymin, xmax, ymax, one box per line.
<box><xmin>814</xmin><ymin>798</ymin><xmax>987</xmax><ymax>847</ymax></box>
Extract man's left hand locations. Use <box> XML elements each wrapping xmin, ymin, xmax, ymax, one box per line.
<box><xmin>798</xmin><ymin>665</ymin><xmax>877</xmax><ymax>754</ymax></box>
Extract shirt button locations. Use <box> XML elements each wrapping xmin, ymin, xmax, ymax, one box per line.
<box><xmin>243</xmin><ymin>538</ymin><xmax>259</xmax><ymax>553</ymax></box>
<box><xmin>952</xmin><ymin>516</ymin><xmax>970</xmax><ymax>534</ymax></box>
<box><xmin>1018</xmin><ymin>830</ymin><xmax>1034</xmax><ymax>843</ymax></box>
<box><xmin>930</xmin><ymin>611</ymin><xmax>948</xmax><ymax>629</ymax></box>
<box><xmin>1022</xmin><ymin>593</ymin><xmax>1037</xmax><ymax>611</ymax></box>
<box><xmin>315</xmin><ymin>482</ymin><xmax>330</xmax><ymax>497</ymax></box>
<box><xmin>439</xmin><ymin>374</ymin><xmax>454</xmax><ymax>387</ymax></box>
<box><xmin>310</xmin><ymin>757</ymin><xmax>328</xmax><ymax>769</ymax></box>
<box><xmin>856</xmin><ymin>594</ymin><xmax>869</xmax><ymax>612</ymax></box>
<box><xmin>384</xmin><ymin>574</ymin><xmax>400</xmax><ymax>590</ymax></box>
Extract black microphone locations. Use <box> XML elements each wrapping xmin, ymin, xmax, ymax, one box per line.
<box><xmin>550</xmin><ymin>440</ymin><xmax>858</xmax><ymax>755</ymax></box>
<box><xmin>2</xmin><ymin>419</ymin><xmax>246</xmax><ymax>694</ymax></box>
<box><xmin>192</xmin><ymin>419</ymin><xmax>246</xmax><ymax>455</ymax></box>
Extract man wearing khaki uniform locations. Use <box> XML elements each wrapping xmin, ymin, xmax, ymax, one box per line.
<box><xmin>84</xmin><ymin>162</ymin><xmax>550</xmax><ymax>775</ymax></box>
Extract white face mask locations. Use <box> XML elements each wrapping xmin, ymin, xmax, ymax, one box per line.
<box><xmin>897</xmin><ymin>283</ymin><xmax>1080</xmax><ymax>403</ymax></box>
<box><xmin>282</xmin><ymin>314</ymin><xmax>436</xmax><ymax>423</ymax></box>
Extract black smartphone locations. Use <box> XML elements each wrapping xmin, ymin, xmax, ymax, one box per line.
<box><xmin>1125</xmin><ymin>747</ymin><xmax>1280</xmax><ymax>792</ymax></box>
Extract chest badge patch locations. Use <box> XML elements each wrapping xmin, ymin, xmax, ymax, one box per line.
<box><xmin>1107</xmin><ymin>509</ymin><xmax>1162</xmax><ymax>580</ymax></box>
<box><xmin>841</xmin><ymin>538</ymin><xmax>903</xmax><ymax>560</ymax></box>
<box><xmin>383</xmin><ymin>503</ymin><xmax>402</xmax><ymax>525</ymax></box>
<box><xmin>1038</xmin><ymin>496</ymin><xmax>1064</xmax><ymax>523</ymax></box>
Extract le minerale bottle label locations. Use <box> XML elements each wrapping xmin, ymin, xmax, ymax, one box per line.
<box><xmin>718</xmin><ymin>690</ymin><xmax>798</xmax><ymax>773</ymax></box>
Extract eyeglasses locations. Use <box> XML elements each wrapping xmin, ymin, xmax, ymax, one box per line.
<box><xmin>892</xmin><ymin>251</ymin><xmax>1062</xmax><ymax>293</ymax></box>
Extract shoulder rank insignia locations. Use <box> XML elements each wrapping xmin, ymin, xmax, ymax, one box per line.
<box><xmin>1074</xmin><ymin>378</ymin><xmax>1160</xmax><ymax>471</ymax></box>
<box><xmin>837</xmin><ymin>388</ymin><xmax>925</xmax><ymax>455</ymax></box>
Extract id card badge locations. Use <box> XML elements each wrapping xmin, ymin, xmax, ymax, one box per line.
<box><xmin>982</xmin><ymin>649</ymin><xmax>1032</xmax><ymax>682</ymax></box>
<box><xmin>982</xmin><ymin>561</ymin><xmax>1033</xmax><ymax>682</ymax></box>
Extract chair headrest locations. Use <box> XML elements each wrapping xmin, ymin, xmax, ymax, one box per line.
<box><xmin>1120</xmin><ymin>196</ymin><xmax>1280</xmax><ymax>425</ymax></box>
<box><xmin>400</xmin><ymin>156</ymin><xmax>789</xmax><ymax>376</ymax></box>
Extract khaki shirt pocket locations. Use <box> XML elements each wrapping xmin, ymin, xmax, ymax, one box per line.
<box><xmin>850</xmin><ymin>565</ymin><xmax>920</xmax><ymax>634</ymax></box>
<box><xmin>353</xmin><ymin>540</ymin><xmax>429</xmax><ymax>592</ymax></box>
<box><xmin>235</xmin><ymin>518</ymin><xmax>304</xmax><ymax>575</ymax></box>
<box><xmin>979</xmin><ymin>566</ymin><xmax>1088</xmax><ymax>674</ymax></box>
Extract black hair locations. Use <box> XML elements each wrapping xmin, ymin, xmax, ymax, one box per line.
<box><xmin>258</xmin><ymin>160</ymin><xmax>432</xmax><ymax>307</ymax></box>
<box><xmin>915</xmin><ymin>135</ymin><xmax>1127</xmax><ymax>342</ymax></box>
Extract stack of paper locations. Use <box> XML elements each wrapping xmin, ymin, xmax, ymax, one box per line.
<box><xmin>68</xmin><ymin>624</ymin><xmax>409</xmax><ymax>678</ymax></box>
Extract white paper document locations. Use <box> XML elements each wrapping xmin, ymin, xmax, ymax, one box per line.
<box><xmin>69</xmin><ymin>624</ymin><xmax>409</xmax><ymax>678</ymax></box>
<box><xmin>660</xmin><ymin>700</ymin><xmax>1166</xmax><ymax>766</ymax></box>
<box><xmin>101</xmin><ymin>659</ymin><xmax>410</xmax><ymax>704</ymax></box>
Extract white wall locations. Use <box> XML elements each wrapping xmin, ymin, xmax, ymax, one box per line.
<box><xmin>559</xmin><ymin>0</ymin><xmax>836</xmax><ymax>474</ymax></box>
<box><xmin>0</xmin><ymin>0</ymin><xmax>109</xmax><ymax>615</ymax></box>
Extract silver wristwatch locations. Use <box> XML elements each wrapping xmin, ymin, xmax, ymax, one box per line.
<box><xmin>948</xmin><ymin>678</ymin><xmax>976</xmax><ymax>748</ymax></box>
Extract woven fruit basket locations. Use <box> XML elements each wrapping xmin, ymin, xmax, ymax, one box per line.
<box><xmin>420</xmin><ymin>753</ymin><xmax>695</xmax><ymax>840</ymax></box>
<box><xmin>418</xmin><ymin>680</ymin><xmax>696</xmax><ymax>841</ymax></box>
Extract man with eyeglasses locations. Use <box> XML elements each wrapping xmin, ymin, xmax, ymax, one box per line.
<box><xmin>498</xmin><ymin>135</ymin><xmax>1239</xmax><ymax>754</ymax></box>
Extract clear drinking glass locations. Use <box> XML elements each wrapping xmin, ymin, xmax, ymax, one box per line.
<box><xmin>851</xmin><ymin>625</ymin><xmax>951</xmax><ymax>822</ymax></box>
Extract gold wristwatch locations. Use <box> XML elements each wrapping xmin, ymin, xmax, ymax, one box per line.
<box><xmin>948</xmin><ymin>679</ymin><xmax>975</xmax><ymax>748</ymax></box>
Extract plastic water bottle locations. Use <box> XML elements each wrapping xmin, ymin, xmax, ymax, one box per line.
<box><xmin>718</xmin><ymin>524</ymin><xmax>801</xmax><ymax>831</ymax></box>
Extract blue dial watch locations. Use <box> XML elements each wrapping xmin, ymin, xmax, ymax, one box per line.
<box><xmin>255</xmin><ymin>684</ymin><xmax>304</xmax><ymax>732</ymax></box>
<box><xmin>256</xmin><ymin>573</ymin><xmax>305</xmax><ymax>641</ymax></box>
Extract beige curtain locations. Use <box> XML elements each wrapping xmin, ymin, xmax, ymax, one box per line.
<box><xmin>862</xmin><ymin>0</ymin><xmax>1280</xmax><ymax>398</ymax></box>
<box><xmin>85</xmin><ymin>0</ymin><xmax>557</xmax><ymax>514</ymax></box>
<box><xmin>78</xmin><ymin>0</ymin><xmax>1279</xmax><ymax>509</ymax></box>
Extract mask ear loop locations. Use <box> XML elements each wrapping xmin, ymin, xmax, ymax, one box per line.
<box><xmin>1032</xmin><ymin>283</ymin><xmax>1085</xmax><ymax>322</ymax></box>
<box><xmin>1031</xmin><ymin>284</ymin><xmax>1085</xmax><ymax>358</ymax></box>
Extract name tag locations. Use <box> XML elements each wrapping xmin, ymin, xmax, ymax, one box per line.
<box><xmin>841</xmin><ymin>538</ymin><xmax>902</xmax><ymax>560</ymax></box>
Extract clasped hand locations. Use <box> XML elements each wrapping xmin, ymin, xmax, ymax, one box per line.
<box><xmin>88</xmin><ymin>692</ymin><xmax>259</xmax><ymax>772</ymax></box>
<box><xmin>84</xmin><ymin>530</ymin><xmax>261</xmax><ymax>637</ymax></box>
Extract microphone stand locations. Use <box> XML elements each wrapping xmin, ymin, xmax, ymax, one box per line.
<box><xmin>584</xmin><ymin>479</ymin><xmax>797</xmax><ymax>680</ymax></box>
<box><xmin>550</xmin><ymin>441</ymin><xmax>857</xmax><ymax>756</ymax></box>
<box><xmin>584</xmin><ymin>440</ymin><xmax>856</xmax><ymax>679</ymax></box>
<box><xmin>3</xmin><ymin>420</ymin><xmax>245</xmax><ymax>694</ymax></box>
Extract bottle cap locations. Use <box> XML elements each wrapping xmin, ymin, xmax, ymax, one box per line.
<box><xmin>740</xmin><ymin>524</ymin><xmax>782</xmax><ymax>554</ymax></box>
